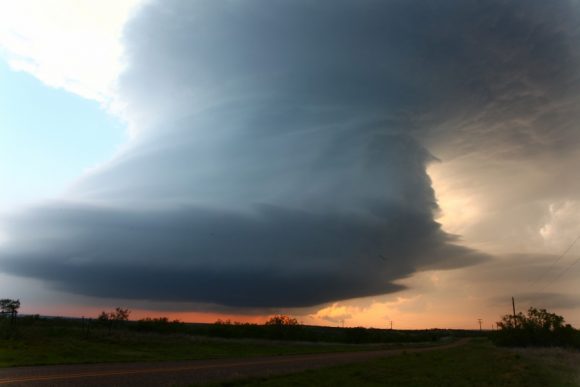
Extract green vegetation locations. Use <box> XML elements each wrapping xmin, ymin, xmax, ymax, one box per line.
<box><xmin>0</xmin><ymin>300</ymin><xmax>477</xmax><ymax>368</ymax></box>
<box><xmin>0</xmin><ymin>327</ymin><xmax>367</xmax><ymax>368</ymax></box>
<box><xmin>202</xmin><ymin>339</ymin><xmax>579</xmax><ymax>387</ymax></box>
<box><xmin>492</xmin><ymin>307</ymin><xmax>580</xmax><ymax>348</ymax></box>
<box><xmin>0</xmin><ymin>316</ymin><xmax>421</xmax><ymax>368</ymax></box>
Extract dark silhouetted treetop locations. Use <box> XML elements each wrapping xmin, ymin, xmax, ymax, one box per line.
<box><xmin>0</xmin><ymin>299</ymin><xmax>20</xmax><ymax>319</ymax></box>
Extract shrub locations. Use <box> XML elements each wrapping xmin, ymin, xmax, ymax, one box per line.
<box><xmin>264</xmin><ymin>315</ymin><xmax>299</xmax><ymax>326</ymax></box>
<box><xmin>493</xmin><ymin>307</ymin><xmax>579</xmax><ymax>348</ymax></box>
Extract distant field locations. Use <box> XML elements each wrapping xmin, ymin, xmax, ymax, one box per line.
<box><xmin>201</xmin><ymin>339</ymin><xmax>580</xmax><ymax>387</ymax></box>
<box><xmin>0</xmin><ymin>322</ymin><xmax>461</xmax><ymax>368</ymax></box>
<box><xmin>0</xmin><ymin>329</ymin><xmax>378</xmax><ymax>368</ymax></box>
<box><xmin>0</xmin><ymin>316</ymin><xmax>477</xmax><ymax>367</ymax></box>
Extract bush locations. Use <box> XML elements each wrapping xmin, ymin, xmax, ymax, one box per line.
<box><xmin>492</xmin><ymin>307</ymin><xmax>579</xmax><ymax>348</ymax></box>
<box><xmin>264</xmin><ymin>315</ymin><xmax>299</xmax><ymax>326</ymax></box>
<box><xmin>97</xmin><ymin>307</ymin><xmax>131</xmax><ymax>333</ymax></box>
<box><xmin>133</xmin><ymin>317</ymin><xmax>185</xmax><ymax>334</ymax></box>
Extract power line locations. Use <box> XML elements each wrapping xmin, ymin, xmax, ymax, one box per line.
<box><xmin>530</xmin><ymin>234</ymin><xmax>580</xmax><ymax>289</ymax></box>
<box><xmin>539</xmin><ymin>253</ymin><xmax>580</xmax><ymax>293</ymax></box>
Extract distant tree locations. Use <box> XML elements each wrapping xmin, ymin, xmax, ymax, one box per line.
<box><xmin>264</xmin><ymin>315</ymin><xmax>299</xmax><ymax>326</ymax></box>
<box><xmin>97</xmin><ymin>307</ymin><xmax>131</xmax><ymax>322</ymax></box>
<box><xmin>113</xmin><ymin>307</ymin><xmax>130</xmax><ymax>321</ymax></box>
<box><xmin>214</xmin><ymin>319</ymin><xmax>233</xmax><ymax>325</ymax></box>
<box><xmin>494</xmin><ymin>307</ymin><xmax>578</xmax><ymax>347</ymax></box>
<box><xmin>97</xmin><ymin>311</ymin><xmax>111</xmax><ymax>322</ymax></box>
<box><xmin>264</xmin><ymin>315</ymin><xmax>300</xmax><ymax>340</ymax></box>
<box><xmin>0</xmin><ymin>299</ymin><xmax>20</xmax><ymax>320</ymax></box>
<box><xmin>97</xmin><ymin>307</ymin><xmax>131</xmax><ymax>333</ymax></box>
<box><xmin>134</xmin><ymin>317</ymin><xmax>184</xmax><ymax>334</ymax></box>
<box><xmin>497</xmin><ymin>307</ymin><xmax>566</xmax><ymax>331</ymax></box>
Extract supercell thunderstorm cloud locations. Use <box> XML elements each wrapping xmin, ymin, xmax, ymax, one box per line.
<box><xmin>2</xmin><ymin>0</ymin><xmax>580</xmax><ymax>311</ymax></box>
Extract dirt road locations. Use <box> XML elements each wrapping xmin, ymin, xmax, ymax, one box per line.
<box><xmin>0</xmin><ymin>339</ymin><xmax>469</xmax><ymax>386</ymax></box>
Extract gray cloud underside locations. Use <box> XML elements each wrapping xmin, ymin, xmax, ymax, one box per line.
<box><xmin>2</xmin><ymin>0</ymin><xmax>580</xmax><ymax>309</ymax></box>
<box><xmin>458</xmin><ymin>254</ymin><xmax>580</xmax><ymax>312</ymax></box>
<box><xmin>491</xmin><ymin>293</ymin><xmax>580</xmax><ymax>311</ymax></box>
<box><xmin>1</xmin><ymin>202</ymin><xmax>480</xmax><ymax>308</ymax></box>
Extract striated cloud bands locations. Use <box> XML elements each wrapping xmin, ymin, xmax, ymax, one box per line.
<box><xmin>3</xmin><ymin>0</ymin><xmax>580</xmax><ymax>310</ymax></box>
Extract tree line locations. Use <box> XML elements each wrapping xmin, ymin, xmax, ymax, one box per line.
<box><xmin>4</xmin><ymin>298</ymin><xmax>578</xmax><ymax>347</ymax></box>
<box><xmin>493</xmin><ymin>307</ymin><xmax>579</xmax><ymax>348</ymax></box>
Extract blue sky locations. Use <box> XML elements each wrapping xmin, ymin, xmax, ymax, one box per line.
<box><xmin>0</xmin><ymin>60</ymin><xmax>126</xmax><ymax>209</ymax></box>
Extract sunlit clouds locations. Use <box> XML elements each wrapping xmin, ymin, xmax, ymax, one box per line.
<box><xmin>0</xmin><ymin>0</ymin><xmax>142</xmax><ymax>107</ymax></box>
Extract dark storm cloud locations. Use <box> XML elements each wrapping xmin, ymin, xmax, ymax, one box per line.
<box><xmin>0</xmin><ymin>201</ymin><xmax>480</xmax><ymax>308</ymax></box>
<box><xmin>112</xmin><ymin>0</ymin><xmax>580</xmax><ymax>164</ymax></box>
<box><xmin>2</xmin><ymin>0</ymin><xmax>579</xmax><ymax>309</ymax></box>
<box><xmin>423</xmin><ymin>0</ymin><xmax>580</xmax><ymax>159</ymax></box>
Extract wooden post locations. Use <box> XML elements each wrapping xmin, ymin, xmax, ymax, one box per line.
<box><xmin>512</xmin><ymin>297</ymin><xmax>517</xmax><ymax>327</ymax></box>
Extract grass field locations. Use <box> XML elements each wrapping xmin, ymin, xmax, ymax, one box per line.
<box><xmin>0</xmin><ymin>316</ymin><xmax>472</xmax><ymax>368</ymax></box>
<box><xmin>201</xmin><ymin>339</ymin><xmax>580</xmax><ymax>387</ymax></box>
<box><xmin>0</xmin><ymin>325</ymin><xmax>415</xmax><ymax>368</ymax></box>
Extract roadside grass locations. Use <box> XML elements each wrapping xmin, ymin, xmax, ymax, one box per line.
<box><xmin>202</xmin><ymin>339</ymin><xmax>579</xmax><ymax>387</ymax></box>
<box><xmin>511</xmin><ymin>346</ymin><xmax>580</xmax><ymax>386</ymax></box>
<box><xmin>0</xmin><ymin>326</ymin><xmax>407</xmax><ymax>368</ymax></box>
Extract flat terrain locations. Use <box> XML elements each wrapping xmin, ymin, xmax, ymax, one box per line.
<box><xmin>4</xmin><ymin>320</ymin><xmax>577</xmax><ymax>386</ymax></box>
<box><xmin>208</xmin><ymin>338</ymin><xmax>580</xmax><ymax>387</ymax></box>
<box><xmin>0</xmin><ymin>339</ymin><xmax>468</xmax><ymax>386</ymax></box>
<box><xmin>0</xmin><ymin>320</ymin><xmax>457</xmax><ymax>368</ymax></box>
<box><xmin>0</xmin><ymin>330</ymin><xmax>386</xmax><ymax>368</ymax></box>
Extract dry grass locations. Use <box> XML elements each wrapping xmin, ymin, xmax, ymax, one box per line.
<box><xmin>202</xmin><ymin>339</ymin><xmax>578</xmax><ymax>387</ymax></box>
<box><xmin>511</xmin><ymin>346</ymin><xmax>580</xmax><ymax>386</ymax></box>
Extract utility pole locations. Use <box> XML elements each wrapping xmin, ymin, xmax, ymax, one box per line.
<box><xmin>477</xmin><ymin>318</ymin><xmax>482</xmax><ymax>331</ymax></box>
<box><xmin>512</xmin><ymin>296</ymin><xmax>517</xmax><ymax>327</ymax></box>
<box><xmin>390</xmin><ymin>321</ymin><xmax>393</xmax><ymax>330</ymax></box>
